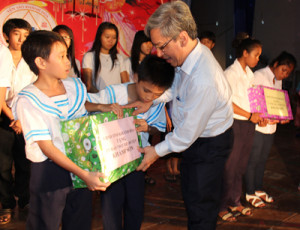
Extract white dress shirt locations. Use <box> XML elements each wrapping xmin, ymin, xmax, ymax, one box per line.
<box><xmin>224</xmin><ymin>59</ymin><xmax>254</xmax><ymax>120</ymax></box>
<box><xmin>155</xmin><ymin>42</ymin><xmax>233</xmax><ymax>157</ymax></box>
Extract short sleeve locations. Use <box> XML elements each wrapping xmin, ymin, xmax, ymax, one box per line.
<box><xmin>0</xmin><ymin>45</ymin><xmax>13</xmax><ymax>87</ymax></box>
<box><xmin>16</xmin><ymin>97</ymin><xmax>51</xmax><ymax>145</ymax></box>
<box><xmin>82</xmin><ymin>52</ymin><xmax>94</xmax><ymax>70</ymax></box>
<box><xmin>117</xmin><ymin>54</ymin><xmax>127</xmax><ymax>72</ymax></box>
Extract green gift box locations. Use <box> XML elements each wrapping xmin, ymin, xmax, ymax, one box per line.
<box><xmin>61</xmin><ymin>108</ymin><xmax>142</xmax><ymax>188</ymax></box>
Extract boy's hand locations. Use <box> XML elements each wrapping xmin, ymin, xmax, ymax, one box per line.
<box><xmin>135</xmin><ymin>119</ymin><xmax>148</xmax><ymax>132</ymax></box>
<box><xmin>122</xmin><ymin>101</ymin><xmax>152</xmax><ymax>116</ymax></box>
<box><xmin>101</xmin><ymin>103</ymin><xmax>123</xmax><ymax>119</ymax></box>
<box><xmin>83</xmin><ymin>171</ymin><xmax>111</xmax><ymax>191</ymax></box>
<box><xmin>10</xmin><ymin>120</ymin><xmax>22</xmax><ymax>134</ymax></box>
<box><xmin>137</xmin><ymin>146</ymin><xmax>159</xmax><ymax>171</ymax></box>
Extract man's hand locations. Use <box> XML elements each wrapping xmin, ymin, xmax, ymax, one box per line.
<box><xmin>122</xmin><ymin>101</ymin><xmax>152</xmax><ymax>116</ymax></box>
<box><xmin>137</xmin><ymin>146</ymin><xmax>160</xmax><ymax>171</ymax></box>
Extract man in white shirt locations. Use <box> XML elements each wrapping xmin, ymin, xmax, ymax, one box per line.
<box><xmin>133</xmin><ymin>1</ymin><xmax>234</xmax><ymax>229</ymax></box>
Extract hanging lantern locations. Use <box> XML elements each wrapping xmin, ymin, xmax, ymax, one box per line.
<box><xmin>104</xmin><ymin>0</ymin><xmax>126</xmax><ymax>12</ymax></box>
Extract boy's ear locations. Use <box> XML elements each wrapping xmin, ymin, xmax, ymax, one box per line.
<box><xmin>133</xmin><ymin>73</ymin><xmax>138</xmax><ymax>83</ymax></box>
<box><xmin>3</xmin><ymin>33</ymin><xmax>9</xmax><ymax>43</ymax></box>
<box><xmin>34</xmin><ymin>57</ymin><xmax>47</xmax><ymax>70</ymax></box>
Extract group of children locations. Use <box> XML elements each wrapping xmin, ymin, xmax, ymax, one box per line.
<box><xmin>0</xmin><ymin>16</ymin><xmax>297</xmax><ymax>230</ymax></box>
<box><xmin>0</xmin><ymin>18</ymin><xmax>174</xmax><ymax>230</ymax></box>
<box><xmin>197</xmin><ymin>29</ymin><xmax>297</xmax><ymax>222</ymax></box>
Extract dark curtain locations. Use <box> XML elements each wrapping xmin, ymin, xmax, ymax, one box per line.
<box><xmin>234</xmin><ymin>0</ymin><xmax>256</xmax><ymax>36</ymax></box>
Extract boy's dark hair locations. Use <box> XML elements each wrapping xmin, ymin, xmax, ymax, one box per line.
<box><xmin>269</xmin><ymin>51</ymin><xmax>297</xmax><ymax>69</ymax></box>
<box><xmin>21</xmin><ymin>30</ymin><xmax>66</xmax><ymax>75</ymax></box>
<box><xmin>3</xmin><ymin>18</ymin><xmax>32</xmax><ymax>41</ymax></box>
<box><xmin>137</xmin><ymin>55</ymin><xmax>175</xmax><ymax>89</ymax></box>
<box><xmin>199</xmin><ymin>31</ymin><xmax>216</xmax><ymax>43</ymax></box>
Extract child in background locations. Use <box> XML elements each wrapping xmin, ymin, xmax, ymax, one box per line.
<box><xmin>245</xmin><ymin>51</ymin><xmax>296</xmax><ymax>207</ymax></box>
<box><xmin>14</xmin><ymin>30</ymin><xmax>111</xmax><ymax>230</ymax></box>
<box><xmin>88</xmin><ymin>54</ymin><xmax>175</xmax><ymax>230</ymax></box>
<box><xmin>82</xmin><ymin>22</ymin><xmax>129</xmax><ymax>92</ymax></box>
<box><xmin>0</xmin><ymin>18</ymin><xmax>35</xmax><ymax>225</ymax></box>
<box><xmin>124</xmin><ymin>30</ymin><xmax>153</xmax><ymax>82</ymax></box>
<box><xmin>53</xmin><ymin>24</ymin><xmax>81</xmax><ymax>78</ymax></box>
<box><xmin>219</xmin><ymin>37</ymin><xmax>263</xmax><ymax>222</ymax></box>
<box><xmin>199</xmin><ymin>30</ymin><xmax>216</xmax><ymax>50</ymax></box>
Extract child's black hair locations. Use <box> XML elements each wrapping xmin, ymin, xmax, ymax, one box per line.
<box><xmin>131</xmin><ymin>30</ymin><xmax>151</xmax><ymax>74</ymax></box>
<box><xmin>199</xmin><ymin>31</ymin><xmax>216</xmax><ymax>43</ymax></box>
<box><xmin>269</xmin><ymin>51</ymin><xmax>297</xmax><ymax>69</ymax></box>
<box><xmin>89</xmin><ymin>22</ymin><xmax>119</xmax><ymax>81</ymax></box>
<box><xmin>137</xmin><ymin>55</ymin><xmax>174</xmax><ymax>89</ymax></box>
<box><xmin>2</xmin><ymin>18</ymin><xmax>32</xmax><ymax>42</ymax></box>
<box><xmin>232</xmin><ymin>37</ymin><xmax>262</xmax><ymax>58</ymax></box>
<box><xmin>21</xmin><ymin>30</ymin><xmax>66</xmax><ymax>75</ymax></box>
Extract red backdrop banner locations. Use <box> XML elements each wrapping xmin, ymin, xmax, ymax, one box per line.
<box><xmin>0</xmin><ymin>0</ymin><xmax>169</xmax><ymax>62</ymax></box>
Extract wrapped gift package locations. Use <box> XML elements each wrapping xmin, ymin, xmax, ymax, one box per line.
<box><xmin>248</xmin><ymin>85</ymin><xmax>293</xmax><ymax>120</ymax></box>
<box><xmin>61</xmin><ymin>108</ymin><xmax>142</xmax><ymax>188</ymax></box>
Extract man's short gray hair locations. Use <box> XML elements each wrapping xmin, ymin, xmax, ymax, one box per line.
<box><xmin>145</xmin><ymin>1</ymin><xmax>197</xmax><ymax>39</ymax></box>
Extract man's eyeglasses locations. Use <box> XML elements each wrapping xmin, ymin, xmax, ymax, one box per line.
<box><xmin>154</xmin><ymin>37</ymin><xmax>173</xmax><ymax>52</ymax></box>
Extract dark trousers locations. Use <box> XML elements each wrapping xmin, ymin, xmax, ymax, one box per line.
<box><xmin>0</xmin><ymin>114</ymin><xmax>30</xmax><ymax>209</ymax></box>
<box><xmin>27</xmin><ymin>160</ymin><xmax>93</xmax><ymax>230</ymax></box>
<box><xmin>245</xmin><ymin>131</ymin><xmax>274</xmax><ymax>194</ymax></box>
<box><xmin>27</xmin><ymin>187</ymin><xmax>92</xmax><ymax>230</ymax></box>
<box><xmin>101</xmin><ymin>171</ymin><xmax>145</xmax><ymax>230</ymax></box>
<box><xmin>180</xmin><ymin>128</ymin><xmax>233</xmax><ymax>230</ymax></box>
<box><xmin>220</xmin><ymin>119</ymin><xmax>255</xmax><ymax>211</ymax></box>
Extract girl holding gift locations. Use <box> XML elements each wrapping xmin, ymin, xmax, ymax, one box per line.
<box><xmin>244</xmin><ymin>51</ymin><xmax>296</xmax><ymax>207</ymax></box>
<box><xmin>82</xmin><ymin>22</ymin><xmax>129</xmax><ymax>93</ymax></box>
<box><xmin>53</xmin><ymin>25</ymin><xmax>81</xmax><ymax>78</ymax></box>
<box><xmin>219</xmin><ymin>36</ymin><xmax>263</xmax><ymax>222</ymax></box>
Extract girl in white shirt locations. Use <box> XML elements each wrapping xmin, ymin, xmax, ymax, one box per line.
<box><xmin>82</xmin><ymin>22</ymin><xmax>129</xmax><ymax>92</ymax></box>
<box><xmin>219</xmin><ymin>37</ymin><xmax>263</xmax><ymax>222</ymax></box>
<box><xmin>244</xmin><ymin>51</ymin><xmax>296</xmax><ymax>208</ymax></box>
<box><xmin>53</xmin><ymin>25</ymin><xmax>81</xmax><ymax>78</ymax></box>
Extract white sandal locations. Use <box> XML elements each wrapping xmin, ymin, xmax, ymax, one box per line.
<box><xmin>255</xmin><ymin>191</ymin><xmax>274</xmax><ymax>203</ymax></box>
<box><xmin>246</xmin><ymin>194</ymin><xmax>265</xmax><ymax>208</ymax></box>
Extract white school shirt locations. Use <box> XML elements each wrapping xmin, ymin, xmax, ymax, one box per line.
<box><xmin>0</xmin><ymin>44</ymin><xmax>13</xmax><ymax>88</ymax></box>
<box><xmin>224</xmin><ymin>59</ymin><xmax>254</xmax><ymax>120</ymax></box>
<box><xmin>87</xmin><ymin>83</ymin><xmax>166</xmax><ymax>147</ymax></box>
<box><xmin>253</xmin><ymin>66</ymin><xmax>281</xmax><ymax>134</ymax></box>
<box><xmin>13</xmin><ymin>77</ymin><xmax>88</xmax><ymax>162</ymax></box>
<box><xmin>0</xmin><ymin>45</ymin><xmax>37</xmax><ymax>107</ymax></box>
<box><xmin>82</xmin><ymin>52</ymin><xmax>127</xmax><ymax>90</ymax></box>
<box><xmin>154</xmin><ymin>41</ymin><xmax>233</xmax><ymax>157</ymax></box>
